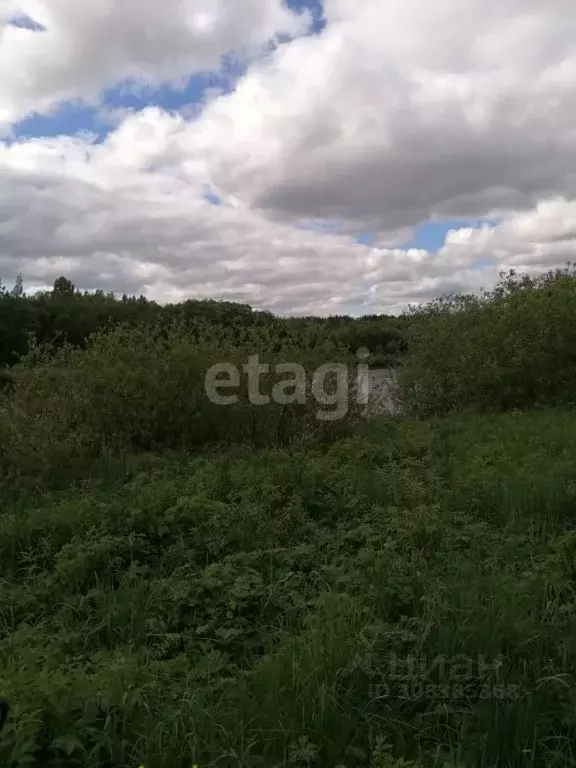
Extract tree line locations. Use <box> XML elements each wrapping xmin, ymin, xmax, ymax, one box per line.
<box><xmin>0</xmin><ymin>274</ymin><xmax>407</xmax><ymax>371</ymax></box>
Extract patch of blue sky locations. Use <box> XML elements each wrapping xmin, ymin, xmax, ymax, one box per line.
<box><xmin>354</xmin><ymin>232</ymin><xmax>375</xmax><ymax>246</ymax></box>
<box><xmin>104</xmin><ymin>50</ymin><xmax>245</xmax><ymax>114</ymax></box>
<box><xmin>9</xmin><ymin>101</ymin><xmax>105</xmax><ymax>144</ymax></box>
<box><xmin>284</xmin><ymin>0</ymin><xmax>326</xmax><ymax>34</ymax></box>
<box><xmin>400</xmin><ymin>217</ymin><xmax>500</xmax><ymax>253</ymax></box>
<box><xmin>9</xmin><ymin>64</ymin><xmax>237</xmax><ymax>144</ymax></box>
<box><xmin>6</xmin><ymin>11</ymin><xmax>46</xmax><ymax>31</ymax></box>
<box><xmin>203</xmin><ymin>185</ymin><xmax>222</xmax><ymax>206</ymax></box>
<box><xmin>102</xmin><ymin>75</ymin><xmax>222</xmax><ymax>117</ymax></box>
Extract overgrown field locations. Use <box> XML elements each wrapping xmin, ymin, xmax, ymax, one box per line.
<box><xmin>2</xmin><ymin>268</ymin><xmax>576</xmax><ymax>766</ymax></box>
<box><xmin>2</xmin><ymin>410</ymin><xmax>576</xmax><ymax>767</ymax></box>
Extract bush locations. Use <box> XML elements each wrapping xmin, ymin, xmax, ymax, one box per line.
<box><xmin>0</xmin><ymin>368</ymin><xmax>14</xmax><ymax>393</ymax></box>
<box><xmin>0</xmin><ymin>321</ymin><xmax>363</xmax><ymax>487</ymax></box>
<box><xmin>399</xmin><ymin>267</ymin><xmax>576</xmax><ymax>416</ymax></box>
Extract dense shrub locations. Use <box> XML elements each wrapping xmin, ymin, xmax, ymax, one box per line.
<box><xmin>0</xmin><ymin>275</ymin><xmax>405</xmax><ymax>369</ymax></box>
<box><xmin>0</xmin><ymin>321</ymin><xmax>363</xmax><ymax>487</ymax></box>
<box><xmin>399</xmin><ymin>267</ymin><xmax>576</xmax><ymax>415</ymax></box>
<box><xmin>0</xmin><ymin>368</ymin><xmax>14</xmax><ymax>393</ymax></box>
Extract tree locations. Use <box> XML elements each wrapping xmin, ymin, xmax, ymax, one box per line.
<box><xmin>52</xmin><ymin>276</ymin><xmax>75</xmax><ymax>296</ymax></box>
<box><xmin>10</xmin><ymin>273</ymin><xmax>24</xmax><ymax>298</ymax></box>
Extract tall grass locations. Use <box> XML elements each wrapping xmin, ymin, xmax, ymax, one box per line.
<box><xmin>1</xmin><ymin>411</ymin><xmax>576</xmax><ymax>766</ymax></box>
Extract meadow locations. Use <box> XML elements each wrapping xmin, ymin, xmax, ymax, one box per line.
<box><xmin>1</xmin><ymin>269</ymin><xmax>576</xmax><ymax>767</ymax></box>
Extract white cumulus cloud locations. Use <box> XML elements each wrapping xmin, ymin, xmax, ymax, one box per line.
<box><xmin>0</xmin><ymin>0</ymin><xmax>310</xmax><ymax>127</ymax></box>
<box><xmin>1</xmin><ymin>0</ymin><xmax>576</xmax><ymax>314</ymax></box>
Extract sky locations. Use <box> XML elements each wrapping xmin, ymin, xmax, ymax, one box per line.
<box><xmin>1</xmin><ymin>1</ymin><xmax>576</xmax><ymax>315</ymax></box>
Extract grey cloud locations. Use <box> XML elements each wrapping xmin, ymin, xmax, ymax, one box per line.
<box><xmin>2</xmin><ymin>1</ymin><xmax>576</xmax><ymax>314</ymax></box>
<box><xmin>179</xmin><ymin>0</ymin><xmax>576</xmax><ymax>235</ymax></box>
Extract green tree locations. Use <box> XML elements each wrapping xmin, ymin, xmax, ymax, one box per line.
<box><xmin>10</xmin><ymin>273</ymin><xmax>24</xmax><ymax>298</ymax></box>
<box><xmin>52</xmin><ymin>276</ymin><xmax>75</xmax><ymax>296</ymax></box>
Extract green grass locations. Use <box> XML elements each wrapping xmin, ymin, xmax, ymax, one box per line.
<box><xmin>2</xmin><ymin>409</ymin><xmax>576</xmax><ymax>767</ymax></box>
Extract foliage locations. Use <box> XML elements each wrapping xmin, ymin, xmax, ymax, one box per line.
<box><xmin>0</xmin><ymin>275</ymin><xmax>405</xmax><ymax>369</ymax></box>
<box><xmin>4</xmin><ymin>266</ymin><xmax>576</xmax><ymax>767</ymax></box>
<box><xmin>399</xmin><ymin>267</ymin><xmax>576</xmax><ymax>415</ymax></box>
<box><xmin>0</xmin><ymin>368</ymin><xmax>14</xmax><ymax>393</ymax></box>
<box><xmin>0</xmin><ymin>320</ymin><xmax>362</xmax><ymax>488</ymax></box>
<box><xmin>2</xmin><ymin>411</ymin><xmax>576</xmax><ymax>765</ymax></box>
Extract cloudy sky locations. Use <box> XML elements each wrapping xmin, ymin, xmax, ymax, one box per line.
<box><xmin>1</xmin><ymin>0</ymin><xmax>575</xmax><ymax>315</ymax></box>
